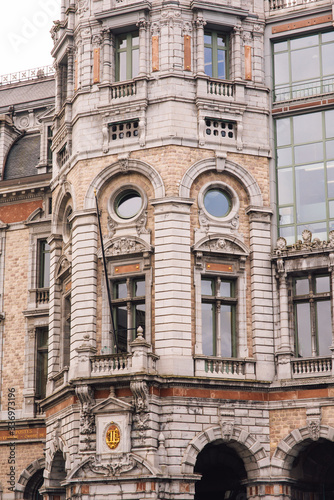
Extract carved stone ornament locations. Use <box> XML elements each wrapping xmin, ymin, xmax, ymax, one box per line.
<box><xmin>220</xmin><ymin>408</ymin><xmax>235</xmax><ymax>441</ymax></box>
<box><xmin>161</xmin><ymin>9</ymin><xmax>182</xmax><ymax>27</ymax></box>
<box><xmin>107</xmin><ymin>216</ymin><xmax>117</xmax><ymax>237</ymax></box>
<box><xmin>137</xmin><ymin>19</ymin><xmax>149</xmax><ymax>31</ymax></box>
<box><xmin>85</xmin><ymin>454</ymin><xmax>136</xmax><ymax>476</ymax></box>
<box><xmin>133</xmin><ymin>413</ymin><xmax>150</xmax><ymax>443</ymax></box>
<box><xmin>76</xmin><ymin>386</ymin><xmax>96</xmax><ymax>435</ymax></box>
<box><xmin>136</xmin><ymin>210</ymin><xmax>150</xmax><ymax>235</ymax></box>
<box><xmin>92</xmin><ymin>33</ymin><xmax>102</xmax><ymax>46</ymax></box>
<box><xmin>306</xmin><ymin>407</ymin><xmax>322</xmax><ymax>441</ymax></box>
<box><xmin>198</xmin><ymin>209</ymin><xmax>210</xmax><ymax>232</ymax></box>
<box><xmin>194</xmin><ymin>17</ymin><xmax>207</xmax><ymax>29</ymax></box>
<box><xmin>105</xmin><ymin>237</ymin><xmax>146</xmax><ymax>257</ymax></box>
<box><xmin>197</xmin><ymin>237</ymin><xmax>246</xmax><ymax>256</ymax></box>
<box><xmin>130</xmin><ymin>380</ymin><xmax>149</xmax><ymax>413</ymax></box>
<box><xmin>77</xmin><ymin>0</ymin><xmax>89</xmax><ymax>17</ymax></box>
<box><xmin>70</xmin><ymin>452</ymin><xmax>157</xmax><ymax>479</ymax></box>
<box><xmin>183</xmin><ymin>21</ymin><xmax>192</xmax><ymax>35</ymax></box>
<box><xmin>275</xmin><ymin>230</ymin><xmax>334</xmax><ymax>257</ymax></box>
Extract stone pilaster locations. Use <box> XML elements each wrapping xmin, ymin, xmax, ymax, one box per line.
<box><xmin>152</xmin><ymin>198</ymin><xmax>193</xmax><ymax>376</ymax></box>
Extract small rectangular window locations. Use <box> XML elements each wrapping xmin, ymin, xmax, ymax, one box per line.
<box><xmin>36</xmin><ymin>327</ymin><xmax>48</xmax><ymax>400</ymax></box>
<box><xmin>38</xmin><ymin>239</ymin><xmax>50</xmax><ymax>289</ymax></box>
<box><xmin>47</xmin><ymin>126</ymin><xmax>53</xmax><ymax>165</ymax></box>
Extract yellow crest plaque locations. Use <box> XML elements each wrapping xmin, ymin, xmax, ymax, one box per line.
<box><xmin>106</xmin><ymin>422</ymin><xmax>121</xmax><ymax>450</ymax></box>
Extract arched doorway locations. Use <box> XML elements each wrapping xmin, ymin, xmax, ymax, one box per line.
<box><xmin>23</xmin><ymin>469</ymin><xmax>43</xmax><ymax>500</ymax></box>
<box><xmin>194</xmin><ymin>441</ymin><xmax>247</xmax><ymax>500</ymax></box>
<box><xmin>291</xmin><ymin>439</ymin><xmax>334</xmax><ymax>499</ymax></box>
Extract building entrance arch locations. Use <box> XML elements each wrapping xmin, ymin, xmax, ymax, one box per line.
<box><xmin>290</xmin><ymin>439</ymin><xmax>334</xmax><ymax>499</ymax></box>
<box><xmin>194</xmin><ymin>441</ymin><xmax>247</xmax><ymax>500</ymax></box>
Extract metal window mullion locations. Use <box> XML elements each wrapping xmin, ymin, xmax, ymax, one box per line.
<box><xmin>212</xmin><ymin>32</ymin><xmax>218</xmax><ymax>79</ymax></box>
<box><xmin>319</xmin><ymin>33</ymin><xmax>324</xmax><ymax>94</ymax></box>
<box><xmin>287</xmin><ymin>39</ymin><xmax>292</xmax><ymax>100</ymax></box>
<box><xmin>309</xmin><ymin>275</ymin><xmax>317</xmax><ymax>357</ymax></box>
<box><xmin>216</xmin><ymin>298</ymin><xmax>221</xmax><ymax>357</ymax></box>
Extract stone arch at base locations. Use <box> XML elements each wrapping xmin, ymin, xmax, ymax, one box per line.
<box><xmin>182</xmin><ymin>425</ymin><xmax>269</xmax><ymax>480</ymax></box>
<box><xmin>179</xmin><ymin>157</ymin><xmax>263</xmax><ymax>208</ymax></box>
<box><xmin>272</xmin><ymin>424</ymin><xmax>334</xmax><ymax>476</ymax></box>
<box><xmin>52</xmin><ymin>180</ymin><xmax>76</xmax><ymax>234</ymax></box>
<box><xmin>15</xmin><ymin>457</ymin><xmax>45</xmax><ymax>499</ymax></box>
<box><xmin>84</xmin><ymin>159</ymin><xmax>165</xmax><ymax>210</ymax></box>
<box><xmin>44</xmin><ymin>435</ymin><xmax>72</xmax><ymax>477</ymax></box>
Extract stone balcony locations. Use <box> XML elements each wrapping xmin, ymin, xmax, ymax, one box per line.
<box><xmin>292</xmin><ymin>357</ymin><xmax>333</xmax><ymax>378</ymax></box>
<box><xmin>194</xmin><ymin>356</ymin><xmax>256</xmax><ymax>380</ymax></box>
<box><xmin>266</xmin><ymin>0</ymin><xmax>331</xmax><ymax>15</ymax></box>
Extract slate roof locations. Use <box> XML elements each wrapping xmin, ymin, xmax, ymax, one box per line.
<box><xmin>0</xmin><ymin>78</ymin><xmax>55</xmax><ymax>112</ymax></box>
<box><xmin>3</xmin><ymin>134</ymin><xmax>41</xmax><ymax>180</ymax></box>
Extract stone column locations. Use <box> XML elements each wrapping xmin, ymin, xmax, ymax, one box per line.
<box><xmin>47</xmin><ymin>234</ymin><xmax>63</xmax><ymax>381</ymax></box>
<box><xmin>66</xmin><ymin>47</ymin><xmax>74</xmax><ymax>99</ymax></box>
<box><xmin>102</xmin><ymin>29</ymin><xmax>111</xmax><ymax>84</ymax></box>
<box><xmin>138</xmin><ymin>19</ymin><xmax>148</xmax><ymax>77</ymax></box>
<box><xmin>68</xmin><ymin>210</ymin><xmax>98</xmax><ymax>381</ymax></box>
<box><xmin>233</xmin><ymin>25</ymin><xmax>243</xmax><ymax>80</ymax></box>
<box><xmin>54</xmin><ymin>62</ymin><xmax>62</xmax><ymax>114</ymax></box>
<box><xmin>195</xmin><ymin>16</ymin><xmax>206</xmax><ymax>75</ymax></box>
<box><xmin>276</xmin><ymin>258</ymin><xmax>293</xmax><ymax>379</ymax></box>
<box><xmin>152</xmin><ymin>197</ymin><xmax>193</xmax><ymax>376</ymax></box>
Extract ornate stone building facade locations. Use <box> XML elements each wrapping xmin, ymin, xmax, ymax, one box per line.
<box><xmin>0</xmin><ymin>0</ymin><xmax>334</xmax><ymax>498</ymax></box>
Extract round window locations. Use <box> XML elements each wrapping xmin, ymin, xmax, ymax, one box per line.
<box><xmin>115</xmin><ymin>189</ymin><xmax>142</xmax><ymax>219</ymax></box>
<box><xmin>204</xmin><ymin>188</ymin><xmax>231</xmax><ymax>218</ymax></box>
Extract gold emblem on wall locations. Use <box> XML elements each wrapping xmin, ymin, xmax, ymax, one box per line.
<box><xmin>106</xmin><ymin>422</ymin><xmax>121</xmax><ymax>450</ymax></box>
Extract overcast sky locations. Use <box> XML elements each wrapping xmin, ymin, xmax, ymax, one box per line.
<box><xmin>0</xmin><ymin>0</ymin><xmax>61</xmax><ymax>76</ymax></box>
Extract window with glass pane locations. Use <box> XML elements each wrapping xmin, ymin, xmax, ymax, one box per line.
<box><xmin>38</xmin><ymin>239</ymin><xmax>50</xmax><ymax>288</ymax></box>
<box><xmin>276</xmin><ymin>109</ymin><xmax>334</xmax><ymax>245</ymax></box>
<box><xmin>36</xmin><ymin>327</ymin><xmax>48</xmax><ymax>399</ymax></box>
<box><xmin>273</xmin><ymin>31</ymin><xmax>334</xmax><ymax>102</ymax></box>
<box><xmin>293</xmin><ymin>274</ymin><xmax>332</xmax><ymax>357</ymax></box>
<box><xmin>112</xmin><ymin>277</ymin><xmax>145</xmax><ymax>352</ymax></box>
<box><xmin>201</xmin><ymin>277</ymin><xmax>236</xmax><ymax>357</ymax></box>
<box><xmin>204</xmin><ymin>31</ymin><xmax>229</xmax><ymax>79</ymax></box>
<box><xmin>116</xmin><ymin>32</ymin><xmax>139</xmax><ymax>81</ymax></box>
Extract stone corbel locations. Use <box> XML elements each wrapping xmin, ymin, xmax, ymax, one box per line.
<box><xmin>76</xmin><ymin>385</ymin><xmax>96</xmax><ymax>436</ymax></box>
<box><xmin>130</xmin><ymin>380</ymin><xmax>149</xmax><ymax>413</ymax></box>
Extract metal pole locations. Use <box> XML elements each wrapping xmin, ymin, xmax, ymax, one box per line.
<box><xmin>94</xmin><ymin>189</ymin><xmax>118</xmax><ymax>353</ymax></box>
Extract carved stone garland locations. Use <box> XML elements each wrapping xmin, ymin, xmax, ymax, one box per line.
<box><xmin>130</xmin><ymin>380</ymin><xmax>150</xmax><ymax>444</ymax></box>
<box><xmin>76</xmin><ymin>385</ymin><xmax>96</xmax><ymax>450</ymax></box>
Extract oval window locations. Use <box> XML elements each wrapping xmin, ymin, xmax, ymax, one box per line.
<box><xmin>115</xmin><ymin>190</ymin><xmax>142</xmax><ymax>219</ymax></box>
<box><xmin>204</xmin><ymin>188</ymin><xmax>231</xmax><ymax>218</ymax></box>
